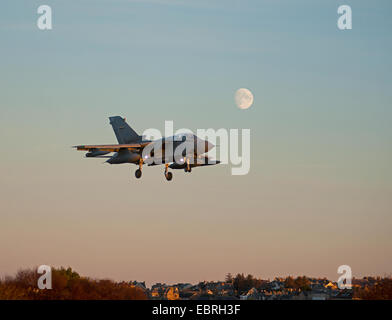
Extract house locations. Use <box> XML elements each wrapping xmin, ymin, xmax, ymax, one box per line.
<box><xmin>308</xmin><ymin>290</ymin><xmax>329</xmax><ymax>300</ymax></box>
<box><xmin>165</xmin><ymin>287</ymin><xmax>180</xmax><ymax>300</ymax></box>
<box><xmin>246</xmin><ymin>287</ymin><xmax>262</xmax><ymax>300</ymax></box>
<box><xmin>324</xmin><ymin>281</ymin><xmax>337</xmax><ymax>290</ymax></box>
<box><xmin>130</xmin><ymin>281</ymin><xmax>146</xmax><ymax>290</ymax></box>
<box><xmin>270</xmin><ymin>280</ymin><xmax>282</xmax><ymax>291</ymax></box>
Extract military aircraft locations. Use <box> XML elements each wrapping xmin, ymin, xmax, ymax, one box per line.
<box><xmin>74</xmin><ymin>116</ymin><xmax>219</xmax><ymax>181</ymax></box>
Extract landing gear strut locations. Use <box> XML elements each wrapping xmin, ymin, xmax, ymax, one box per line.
<box><xmin>135</xmin><ymin>159</ymin><xmax>143</xmax><ymax>179</ymax></box>
<box><xmin>164</xmin><ymin>164</ymin><xmax>173</xmax><ymax>181</ymax></box>
<box><xmin>184</xmin><ymin>157</ymin><xmax>192</xmax><ymax>173</ymax></box>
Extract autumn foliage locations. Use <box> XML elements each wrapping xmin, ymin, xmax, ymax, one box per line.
<box><xmin>353</xmin><ymin>277</ymin><xmax>392</xmax><ymax>300</ymax></box>
<box><xmin>0</xmin><ymin>267</ymin><xmax>147</xmax><ymax>300</ymax></box>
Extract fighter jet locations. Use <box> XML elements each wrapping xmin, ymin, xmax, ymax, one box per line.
<box><xmin>74</xmin><ymin>116</ymin><xmax>219</xmax><ymax>181</ymax></box>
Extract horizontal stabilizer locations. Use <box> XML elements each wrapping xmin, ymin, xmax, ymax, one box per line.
<box><xmin>74</xmin><ymin>142</ymin><xmax>150</xmax><ymax>152</ymax></box>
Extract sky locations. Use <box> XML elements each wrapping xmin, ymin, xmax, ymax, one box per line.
<box><xmin>0</xmin><ymin>0</ymin><xmax>391</xmax><ymax>286</ymax></box>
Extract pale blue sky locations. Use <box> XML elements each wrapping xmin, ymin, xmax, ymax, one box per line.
<box><xmin>0</xmin><ymin>0</ymin><xmax>391</xmax><ymax>285</ymax></box>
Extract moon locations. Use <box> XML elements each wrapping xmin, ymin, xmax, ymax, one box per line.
<box><xmin>235</xmin><ymin>88</ymin><xmax>254</xmax><ymax>110</ymax></box>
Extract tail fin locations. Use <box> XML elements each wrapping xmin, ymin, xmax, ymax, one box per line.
<box><xmin>109</xmin><ymin>116</ymin><xmax>141</xmax><ymax>144</ymax></box>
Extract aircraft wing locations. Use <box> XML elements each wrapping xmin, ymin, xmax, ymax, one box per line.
<box><xmin>74</xmin><ymin>143</ymin><xmax>150</xmax><ymax>152</ymax></box>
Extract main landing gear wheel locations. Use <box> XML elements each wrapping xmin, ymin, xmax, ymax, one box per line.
<box><xmin>185</xmin><ymin>167</ymin><xmax>192</xmax><ymax>173</ymax></box>
<box><xmin>135</xmin><ymin>169</ymin><xmax>142</xmax><ymax>179</ymax></box>
<box><xmin>135</xmin><ymin>159</ymin><xmax>143</xmax><ymax>179</ymax></box>
<box><xmin>165</xmin><ymin>172</ymin><xmax>173</xmax><ymax>181</ymax></box>
<box><xmin>164</xmin><ymin>164</ymin><xmax>172</xmax><ymax>181</ymax></box>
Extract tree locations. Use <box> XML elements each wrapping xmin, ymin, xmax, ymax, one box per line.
<box><xmin>0</xmin><ymin>267</ymin><xmax>147</xmax><ymax>300</ymax></box>
<box><xmin>284</xmin><ymin>276</ymin><xmax>295</xmax><ymax>289</ymax></box>
<box><xmin>225</xmin><ymin>273</ymin><xmax>233</xmax><ymax>284</ymax></box>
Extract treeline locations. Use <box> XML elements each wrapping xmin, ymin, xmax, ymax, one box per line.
<box><xmin>226</xmin><ymin>273</ymin><xmax>392</xmax><ymax>299</ymax></box>
<box><xmin>226</xmin><ymin>273</ymin><xmax>312</xmax><ymax>293</ymax></box>
<box><xmin>353</xmin><ymin>278</ymin><xmax>392</xmax><ymax>300</ymax></box>
<box><xmin>226</xmin><ymin>273</ymin><xmax>266</xmax><ymax>293</ymax></box>
<box><xmin>0</xmin><ymin>267</ymin><xmax>147</xmax><ymax>300</ymax></box>
<box><xmin>284</xmin><ymin>276</ymin><xmax>312</xmax><ymax>291</ymax></box>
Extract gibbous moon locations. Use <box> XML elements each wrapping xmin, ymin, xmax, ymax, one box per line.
<box><xmin>235</xmin><ymin>88</ymin><xmax>254</xmax><ymax>110</ymax></box>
